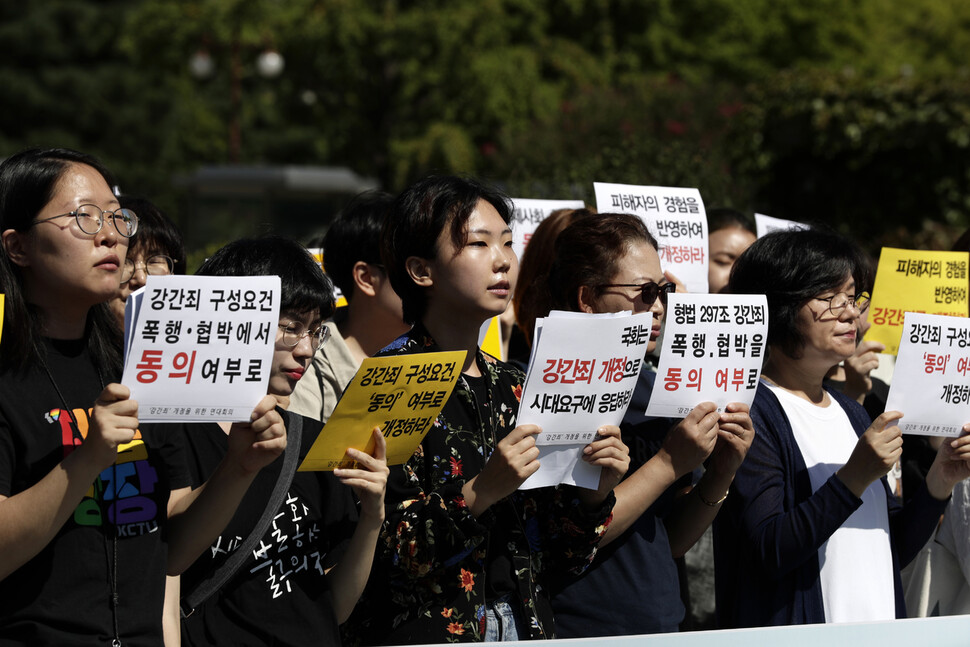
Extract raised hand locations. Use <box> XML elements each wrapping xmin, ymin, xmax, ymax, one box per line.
<box><xmin>580</xmin><ymin>425</ymin><xmax>630</xmax><ymax>507</ymax></box>
<box><xmin>80</xmin><ymin>383</ymin><xmax>139</xmax><ymax>470</ymax></box>
<box><xmin>659</xmin><ymin>402</ymin><xmax>720</xmax><ymax>479</ymax></box>
<box><xmin>837</xmin><ymin>410</ymin><xmax>904</xmax><ymax>497</ymax></box>
<box><xmin>334</xmin><ymin>427</ymin><xmax>390</xmax><ymax>522</ymax></box>
<box><xmin>462</xmin><ymin>424</ymin><xmax>541</xmax><ymax>516</ymax></box>
<box><xmin>227</xmin><ymin>395</ymin><xmax>286</xmax><ymax>476</ymax></box>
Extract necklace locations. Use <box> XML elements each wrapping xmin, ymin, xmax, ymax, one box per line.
<box><xmin>40</xmin><ymin>350</ymin><xmax>122</xmax><ymax>647</ymax></box>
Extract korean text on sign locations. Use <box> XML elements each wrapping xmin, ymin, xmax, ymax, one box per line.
<box><xmin>646</xmin><ymin>293</ymin><xmax>768</xmax><ymax>419</ymax></box>
<box><xmin>885</xmin><ymin>312</ymin><xmax>970</xmax><ymax>437</ymax></box>
<box><xmin>299</xmin><ymin>351</ymin><xmax>466</xmax><ymax>471</ymax></box>
<box><xmin>121</xmin><ymin>275</ymin><xmax>280</xmax><ymax>423</ymax></box>
<box><xmin>519</xmin><ymin>310</ymin><xmax>654</xmax><ymax>445</ymax></box>
<box><xmin>593</xmin><ymin>182</ymin><xmax>709</xmax><ymax>294</ymax></box>
<box><xmin>867</xmin><ymin>247</ymin><xmax>970</xmax><ymax>356</ymax></box>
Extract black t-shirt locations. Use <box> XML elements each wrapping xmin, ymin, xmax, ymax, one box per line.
<box><xmin>179</xmin><ymin>413</ymin><xmax>358</xmax><ymax>647</ymax></box>
<box><xmin>0</xmin><ymin>338</ymin><xmax>189</xmax><ymax>646</ymax></box>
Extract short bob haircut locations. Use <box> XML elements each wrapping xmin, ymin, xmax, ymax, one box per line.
<box><xmin>544</xmin><ymin>213</ymin><xmax>659</xmax><ymax>314</ymax></box>
<box><xmin>323</xmin><ymin>190</ymin><xmax>394</xmax><ymax>301</ymax></box>
<box><xmin>0</xmin><ymin>148</ymin><xmax>123</xmax><ymax>375</ymax></box>
<box><xmin>727</xmin><ymin>227</ymin><xmax>873</xmax><ymax>359</ymax></box>
<box><xmin>382</xmin><ymin>175</ymin><xmax>513</xmax><ymax>325</ymax></box>
<box><xmin>120</xmin><ymin>195</ymin><xmax>187</xmax><ymax>275</ymax></box>
<box><xmin>196</xmin><ymin>236</ymin><xmax>336</xmax><ymax>319</ymax></box>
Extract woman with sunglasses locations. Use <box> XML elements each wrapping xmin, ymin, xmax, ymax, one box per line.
<box><xmin>535</xmin><ymin>212</ymin><xmax>754</xmax><ymax>636</ymax></box>
<box><xmin>715</xmin><ymin>228</ymin><xmax>970</xmax><ymax>627</ymax></box>
<box><xmin>0</xmin><ymin>149</ymin><xmax>285</xmax><ymax>645</ymax></box>
<box><xmin>178</xmin><ymin>237</ymin><xmax>388</xmax><ymax>647</ymax></box>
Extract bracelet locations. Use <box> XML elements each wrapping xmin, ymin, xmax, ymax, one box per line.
<box><xmin>696</xmin><ymin>487</ymin><xmax>729</xmax><ymax>507</ymax></box>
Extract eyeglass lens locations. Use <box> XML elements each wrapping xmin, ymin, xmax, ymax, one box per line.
<box><xmin>74</xmin><ymin>204</ymin><xmax>138</xmax><ymax>237</ymax></box>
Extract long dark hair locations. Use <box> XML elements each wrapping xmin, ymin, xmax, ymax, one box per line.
<box><xmin>0</xmin><ymin>148</ymin><xmax>123</xmax><ymax>376</ymax></box>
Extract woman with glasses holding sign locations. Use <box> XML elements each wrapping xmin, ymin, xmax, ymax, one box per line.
<box><xmin>533</xmin><ymin>213</ymin><xmax>754</xmax><ymax>637</ymax></box>
<box><xmin>0</xmin><ymin>148</ymin><xmax>286</xmax><ymax>645</ymax></box>
<box><xmin>178</xmin><ymin>236</ymin><xmax>388</xmax><ymax>647</ymax></box>
<box><xmin>715</xmin><ymin>227</ymin><xmax>970</xmax><ymax>627</ymax></box>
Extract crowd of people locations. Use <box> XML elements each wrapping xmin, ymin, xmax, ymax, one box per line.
<box><xmin>1</xmin><ymin>146</ymin><xmax>969</xmax><ymax>646</ymax></box>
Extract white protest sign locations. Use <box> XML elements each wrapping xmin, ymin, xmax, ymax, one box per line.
<box><xmin>510</xmin><ymin>198</ymin><xmax>585</xmax><ymax>263</ymax></box>
<box><xmin>518</xmin><ymin>311</ymin><xmax>652</xmax><ymax>490</ymax></box>
<box><xmin>594</xmin><ymin>182</ymin><xmax>709</xmax><ymax>294</ymax></box>
<box><xmin>885</xmin><ymin>312</ymin><xmax>970</xmax><ymax>437</ymax></box>
<box><xmin>754</xmin><ymin>213</ymin><xmax>809</xmax><ymax>238</ymax></box>
<box><xmin>647</xmin><ymin>293</ymin><xmax>768</xmax><ymax>418</ymax></box>
<box><xmin>122</xmin><ymin>275</ymin><xmax>281</xmax><ymax>422</ymax></box>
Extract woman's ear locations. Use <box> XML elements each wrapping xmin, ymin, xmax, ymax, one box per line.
<box><xmin>352</xmin><ymin>261</ymin><xmax>379</xmax><ymax>297</ymax></box>
<box><xmin>577</xmin><ymin>285</ymin><xmax>596</xmax><ymax>314</ymax></box>
<box><xmin>1</xmin><ymin>229</ymin><xmax>29</xmax><ymax>268</ymax></box>
<box><xmin>405</xmin><ymin>256</ymin><xmax>434</xmax><ymax>287</ymax></box>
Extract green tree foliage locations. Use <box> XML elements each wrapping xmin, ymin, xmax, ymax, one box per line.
<box><xmin>3</xmin><ymin>0</ymin><xmax>970</xmax><ymax>252</ymax></box>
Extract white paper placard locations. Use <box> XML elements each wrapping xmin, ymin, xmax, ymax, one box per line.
<box><xmin>593</xmin><ymin>182</ymin><xmax>709</xmax><ymax>294</ymax></box>
<box><xmin>122</xmin><ymin>275</ymin><xmax>281</xmax><ymax>422</ymax></box>
<box><xmin>647</xmin><ymin>293</ymin><xmax>768</xmax><ymax>418</ymax></box>
<box><xmin>510</xmin><ymin>198</ymin><xmax>585</xmax><ymax>263</ymax></box>
<box><xmin>754</xmin><ymin>212</ymin><xmax>809</xmax><ymax>238</ymax></box>
<box><xmin>885</xmin><ymin>312</ymin><xmax>970</xmax><ymax>437</ymax></box>
<box><xmin>518</xmin><ymin>310</ymin><xmax>653</xmax><ymax>445</ymax></box>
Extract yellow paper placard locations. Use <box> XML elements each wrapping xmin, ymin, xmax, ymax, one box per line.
<box><xmin>0</xmin><ymin>294</ymin><xmax>4</xmax><ymax>345</ymax></box>
<box><xmin>480</xmin><ymin>316</ymin><xmax>504</xmax><ymax>361</ymax></box>
<box><xmin>867</xmin><ymin>248</ymin><xmax>969</xmax><ymax>355</ymax></box>
<box><xmin>298</xmin><ymin>350</ymin><xmax>466</xmax><ymax>471</ymax></box>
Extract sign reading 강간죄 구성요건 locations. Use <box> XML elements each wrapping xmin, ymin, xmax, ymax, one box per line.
<box><xmin>299</xmin><ymin>351</ymin><xmax>465</xmax><ymax>470</ymax></box>
<box><xmin>886</xmin><ymin>312</ymin><xmax>970</xmax><ymax>437</ymax></box>
<box><xmin>121</xmin><ymin>275</ymin><xmax>281</xmax><ymax>423</ymax></box>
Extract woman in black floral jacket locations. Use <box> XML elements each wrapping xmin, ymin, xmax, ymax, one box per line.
<box><xmin>345</xmin><ymin>175</ymin><xmax>628</xmax><ymax>644</ymax></box>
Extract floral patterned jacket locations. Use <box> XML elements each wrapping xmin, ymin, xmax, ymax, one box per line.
<box><xmin>344</xmin><ymin>324</ymin><xmax>615</xmax><ymax>644</ymax></box>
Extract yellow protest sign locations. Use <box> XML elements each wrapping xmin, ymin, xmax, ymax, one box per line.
<box><xmin>867</xmin><ymin>247</ymin><xmax>969</xmax><ymax>355</ymax></box>
<box><xmin>0</xmin><ymin>294</ymin><xmax>4</xmax><ymax>345</ymax></box>
<box><xmin>307</xmin><ymin>248</ymin><xmax>347</xmax><ymax>308</ymax></box>
<box><xmin>480</xmin><ymin>316</ymin><xmax>504</xmax><ymax>361</ymax></box>
<box><xmin>298</xmin><ymin>350</ymin><xmax>466</xmax><ymax>470</ymax></box>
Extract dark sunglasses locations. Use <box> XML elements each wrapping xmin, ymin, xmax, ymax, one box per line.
<box><xmin>598</xmin><ymin>281</ymin><xmax>677</xmax><ymax>305</ymax></box>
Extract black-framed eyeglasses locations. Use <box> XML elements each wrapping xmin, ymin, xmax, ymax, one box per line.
<box><xmin>278</xmin><ymin>322</ymin><xmax>331</xmax><ymax>350</ymax></box>
<box><xmin>121</xmin><ymin>255</ymin><xmax>176</xmax><ymax>284</ymax></box>
<box><xmin>598</xmin><ymin>281</ymin><xmax>677</xmax><ymax>306</ymax></box>
<box><xmin>30</xmin><ymin>204</ymin><xmax>139</xmax><ymax>238</ymax></box>
<box><xmin>815</xmin><ymin>291</ymin><xmax>871</xmax><ymax>317</ymax></box>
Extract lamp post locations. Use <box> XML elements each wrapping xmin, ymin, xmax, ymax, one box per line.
<box><xmin>189</xmin><ymin>41</ymin><xmax>284</xmax><ymax>163</ymax></box>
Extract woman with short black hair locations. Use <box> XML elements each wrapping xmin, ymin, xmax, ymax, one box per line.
<box><xmin>715</xmin><ymin>227</ymin><xmax>970</xmax><ymax>627</ymax></box>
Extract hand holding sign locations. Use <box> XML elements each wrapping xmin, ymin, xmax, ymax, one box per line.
<box><xmin>579</xmin><ymin>425</ymin><xmax>630</xmax><ymax>508</ymax></box>
<box><xmin>709</xmin><ymin>402</ymin><xmax>755</xmax><ymax>478</ymax></box>
<box><xmin>80</xmin><ymin>383</ymin><xmax>139</xmax><ymax>471</ymax></box>
<box><xmin>925</xmin><ymin>430</ymin><xmax>970</xmax><ymax>500</ymax></box>
<box><xmin>463</xmin><ymin>424</ymin><xmax>541</xmax><ymax>516</ymax></box>
<box><xmin>659</xmin><ymin>402</ymin><xmax>719</xmax><ymax>479</ymax></box>
<box><xmin>836</xmin><ymin>410</ymin><xmax>905</xmax><ymax>498</ymax></box>
<box><xmin>227</xmin><ymin>394</ymin><xmax>286</xmax><ymax>476</ymax></box>
<box><xmin>333</xmin><ymin>428</ymin><xmax>389</xmax><ymax>522</ymax></box>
